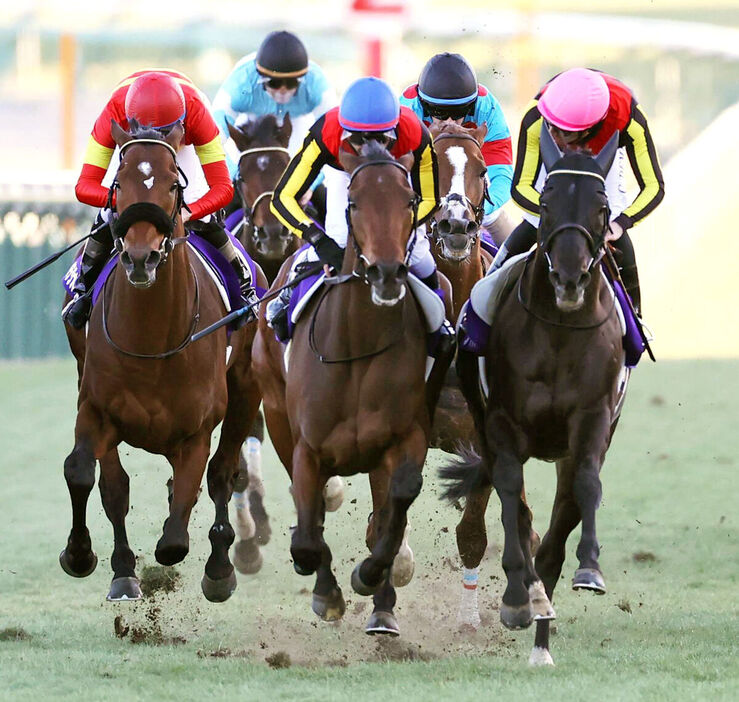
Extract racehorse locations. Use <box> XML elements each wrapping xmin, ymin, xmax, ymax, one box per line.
<box><xmin>442</xmin><ymin>128</ymin><xmax>626</xmax><ymax>665</ymax></box>
<box><xmin>427</xmin><ymin>122</ymin><xmax>493</xmax><ymax>455</ymax></box>
<box><xmin>228</xmin><ymin>114</ymin><xmax>300</xmax><ymax>283</ymax></box>
<box><xmin>252</xmin><ymin>142</ymin><xmax>453</xmax><ymax>635</ymax></box>
<box><xmin>61</xmin><ymin>120</ymin><xmax>266</xmax><ymax>603</ymax></box>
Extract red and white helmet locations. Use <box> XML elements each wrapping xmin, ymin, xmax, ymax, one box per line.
<box><xmin>538</xmin><ymin>68</ymin><xmax>609</xmax><ymax>132</ymax></box>
<box><xmin>124</xmin><ymin>72</ymin><xmax>186</xmax><ymax>129</ymax></box>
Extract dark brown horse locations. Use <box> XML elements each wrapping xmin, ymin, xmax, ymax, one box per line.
<box><xmin>253</xmin><ymin>142</ymin><xmax>453</xmax><ymax>635</ymax></box>
<box><xmin>228</xmin><ymin>115</ymin><xmax>300</xmax><ymax>283</ymax></box>
<box><xmin>61</xmin><ymin>121</ymin><xmax>266</xmax><ymax>603</ymax></box>
<box><xmin>442</xmin><ymin>129</ymin><xmax>626</xmax><ymax>665</ymax></box>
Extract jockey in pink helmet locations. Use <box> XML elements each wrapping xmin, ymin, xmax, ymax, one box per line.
<box><xmin>491</xmin><ymin>68</ymin><xmax>664</xmax><ymax>315</ymax></box>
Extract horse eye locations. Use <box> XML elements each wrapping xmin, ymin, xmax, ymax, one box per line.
<box><xmin>479</xmin><ymin>170</ymin><xmax>487</xmax><ymax>179</ymax></box>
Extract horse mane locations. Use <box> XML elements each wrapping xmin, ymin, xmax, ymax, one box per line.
<box><xmin>430</xmin><ymin>121</ymin><xmax>475</xmax><ymax>139</ymax></box>
<box><xmin>236</xmin><ymin>114</ymin><xmax>283</xmax><ymax>143</ymax></box>
<box><xmin>128</xmin><ymin>120</ymin><xmax>168</xmax><ymax>142</ymax></box>
<box><xmin>551</xmin><ymin>149</ymin><xmax>605</xmax><ymax>178</ymax></box>
<box><xmin>358</xmin><ymin>139</ymin><xmax>395</xmax><ymax>162</ymax></box>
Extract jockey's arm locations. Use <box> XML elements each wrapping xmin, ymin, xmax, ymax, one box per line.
<box><xmin>615</xmin><ymin>102</ymin><xmax>665</xmax><ymax>231</ymax></box>
<box><xmin>186</xmin><ymin>99</ymin><xmax>234</xmax><ymax>220</ymax></box>
<box><xmin>75</xmin><ymin>103</ymin><xmax>121</xmax><ymax>208</ymax></box>
<box><xmin>510</xmin><ymin>101</ymin><xmax>545</xmax><ymax>218</ymax></box>
<box><xmin>409</xmin><ymin>125</ymin><xmax>440</xmax><ymax>225</ymax></box>
<box><xmin>271</xmin><ymin>130</ymin><xmax>326</xmax><ymax>236</ymax></box>
<box><xmin>478</xmin><ymin>94</ymin><xmax>514</xmax><ymax>216</ymax></box>
<box><xmin>212</xmin><ymin>58</ymin><xmax>254</xmax><ymax>177</ymax></box>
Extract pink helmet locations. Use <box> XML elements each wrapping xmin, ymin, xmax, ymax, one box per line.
<box><xmin>537</xmin><ymin>68</ymin><xmax>609</xmax><ymax>131</ymax></box>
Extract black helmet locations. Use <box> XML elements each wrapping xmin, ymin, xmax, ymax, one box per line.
<box><xmin>256</xmin><ymin>31</ymin><xmax>309</xmax><ymax>78</ymax></box>
<box><xmin>418</xmin><ymin>53</ymin><xmax>478</xmax><ymax>120</ymax></box>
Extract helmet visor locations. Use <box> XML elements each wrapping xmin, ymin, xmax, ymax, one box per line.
<box><xmin>422</xmin><ymin>100</ymin><xmax>475</xmax><ymax>121</ymax></box>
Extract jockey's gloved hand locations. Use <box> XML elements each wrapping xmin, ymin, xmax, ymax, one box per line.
<box><xmin>304</xmin><ymin>224</ymin><xmax>344</xmax><ymax>273</ymax></box>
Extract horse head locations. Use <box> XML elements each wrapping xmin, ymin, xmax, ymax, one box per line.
<box><xmin>429</xmin><ymin>122</ymin><xmax>488</xmax><ymax>261</ymax></box>
<box><xmin>110</xmin><ymin>118</ymin><xmax>185</xmax><ymax>288</ymax></box>
<box><xmin>339</xmin><ymin>141</ymin><xmax>417</xmax><ymax>307</ymax></box>
<box><xmin>537</xmin><ymin>125</ymin><xmax>618</xmax><ymax>311</ymax></box>
<box><xmin>228</xmin><ymin>114</ymin><xmax>294</xmax><ymax>259</ymax></box>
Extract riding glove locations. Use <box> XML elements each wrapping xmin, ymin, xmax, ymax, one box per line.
<box><xmin>304</xmin><ymin>225</ymin><xmax>344</xmax><ymax>273</ymax></box>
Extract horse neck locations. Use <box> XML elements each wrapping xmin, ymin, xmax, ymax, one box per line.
<box><xmin>434</xmin><ymin>237</ymin><xmax>484</xmax><ymax>324</ymax></box>
<box><xmin>107</xmin><ymin>242</ymin><xmax>196</xmax><ymax>349</ymax></box>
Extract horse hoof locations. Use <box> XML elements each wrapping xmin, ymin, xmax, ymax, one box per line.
<box><xmin>390</xmin><ymin>550</ymin><xmax>415</xmax><ymax>588</ymax></box>
<box><xmin>365</xmin><ymin>611</ymin><xmax>400</xmax><ymax>637</ymax></box>
<box><xmin>529</xmin><ymin>580</ymin><xmax>556</xmax><ymax>620</ymax></box>
<box><xmin>500</xmin><ymin>601</ymin><xmax>533</xmax><ymax>630</ymax></box>
<box><xmin>572</xmin><ymin>568</ymin><xmax>606</xmax><ymax>594</ymax></box>
<box><xmin>155</xmin><ymin>542</ymin><xmax>189</xmax><ymax>567</ymax></box>
<box><xmin>293</xmin><ymin>562</ymin><xmax>315</xmax><ymax>576</ymax></box>
<box><xmin>311</xmin><ymin>588</ymin><xmax>346</xmax><ymax>621</ymax></box>
<box><xmin>529</xmin><ymin>646</ymin><xmax>555</xmax><ymax>667</ymax></box>
<box><xmin>323</xmin><ymin>476</ymin><xmax>345</xmax><ymax>512</ymax></box>
<box><xmin>350</xmin><ymin>563</ymin><xmax>382</xmax><ymax>596</ymax></box>
<box><xmin>59</xmin><ymin>548</ymin><xmax>98</xmax><ymax>578</ymax></box>
<box><xmin>106</xmin><ymin>577</ymin><xmax>142</xmax><ymax>602</ymax></box>
<box><xmin>201</xmin><ymin>569</ymin><xmax>237</xmax><ymax>603</ymax></box>
<box><xmin>233</xmin><ymin>539</ymin><xmax>263</xmax><ymax>575</ymax></box>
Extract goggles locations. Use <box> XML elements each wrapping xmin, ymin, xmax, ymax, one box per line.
<box><xmin>422</xmin><ymin>100</ymin><xmax>475</xmax><ymax>122</ymax></box>
<box><xmin>341</xmin><ymin>129</ymin><xmax>397</xmax><ymax>148</ymax></box>
<box><xmin>545</xmin><ymin>121</ymin><xmax>586</xmax><ymax>145</ymax></box>
<box><xmin>258</xmin><ymin>75</ymin><xmax>302</xmax><ymax>91</ymax></box>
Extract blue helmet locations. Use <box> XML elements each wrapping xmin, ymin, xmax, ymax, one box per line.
<box><xmin>339</xmin><ymin>77</ymin><xmax>400</xmax><ymax>132</ymax></box>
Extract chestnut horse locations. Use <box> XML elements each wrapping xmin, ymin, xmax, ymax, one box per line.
<box><xmin>61</xmin><ymin>121</ymin><xmax>266</xmax><ymax>603</ymax></box>
<box><xmin>442</xmin><ymin>129</ymin><xmax>626</xmax><ymax>665</ymax></box>
<box><xmin>253</xmin><ymin>142</ymin><xmax>453</xmax><ymax>636</ymax></box>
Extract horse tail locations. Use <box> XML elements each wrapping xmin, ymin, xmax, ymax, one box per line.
<box><xmin>438</xmin><ymin>442</ymin><xmax>492</xmax><ymax>501</ymax></box>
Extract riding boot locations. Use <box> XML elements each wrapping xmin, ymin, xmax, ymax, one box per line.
<box><xmin>488</xmin><ymin>219</ymin><xmax>537</xmax><ymax>275</ymax></box>
<box><xmin>265</xmin><ymin>286</ymin><xmax>292</xmax><ymax>343</ymax></box>
<box><xmin>61</xmin><ymin>231</ymin><xmax>111</xmax><ymax>329</ymax></box>
<box><xmin>419</xmin><ymin>270</ymin><xmax>455</xmax><ymax>359</ymax></box>
<box><xmin>620</xmin><ymin>264</ymin><xmax>642</xmax><ymax>316</ymax></box>
<box><xmin>223</xmin><ymin>247</ymin><xmax>259</xmax><ymax>328</ymax></box>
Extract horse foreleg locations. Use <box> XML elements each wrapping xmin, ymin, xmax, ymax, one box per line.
<box><xmin>493</xmin><ymin>448</ymin><xmax>533</xmax><ymax>631</ymax></box>
<box><xmin>455</xmin><ymin>484</ymin><xmax>492</xmax><ymax>629</ymax></box>
<box><xmin>290</xmin><ymin>439</ymin><xmax>324</xmax><ymax>576</ymax></box>
<box><xmin>531</xmin><ymin>458</ymin><xmax>581</xmax><ymax>666</ymax></box>
<box><xmin>60</xmin><ymin>401</ymin><xmax>116</xmax><ymax>579</ymax></box>
<box><xmin>98</xmin><ymin>448</ymin><xmax>141</xmax><ymax>601</ymax></box>
<box><xmin>157</xmin><ymin>433</ymin><xmax>210</xmax><ymax>567</ymax></box>
<box><xmin>311</xmin><ymin>523</ymin><xmax>346</xmax><ymax>622</ymax></box>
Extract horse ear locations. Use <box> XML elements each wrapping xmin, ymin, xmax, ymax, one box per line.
<box><xmin>594</xmin><ymin>130</ymin><xmax>619</xmax><ymax>175</ymax></box>
<box><xmin>539</xmin><ymin>122</ymin><xmax>563</xmax><ymax>171</ymax></box>
<box><xmin>164</xmin><ymin>121</ymin><xmax>184</xmax><ymax>151</ymax></box>
<box><xmin>338</xmin><ymin>149</ymin><xmax>362</xmax><ymax>174</ymax></box>
<box><xmin>279</xmin><ymin>113</ymin><xmax>293</xmax><ymax>146</ymax></box>
<box><xmin>227</xmin><ymin>122</ymin><xmax>248</xmax><ymax>151</ymax></box>
<box><xmin>398</xmin><ymin>152</ymin><xmax>414</xmax><ymax>172</ymax></box>
<box><xmin>471</xmin><ymin>123</ymin><xmax>487</xmax><ymax>143</ymax></box>
<box><xmin>111</xmin><ymin>119</ymin><xmax>132</xmax><ymax>148</ymax></box>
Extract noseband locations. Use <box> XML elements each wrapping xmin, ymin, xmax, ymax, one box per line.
<box><xmin>107</xmin><ymin>138</ymin><xmax>189</xmax><ymax>265</ymax></box>
<box><xmin>344</xmin><ymin>159</ymin><xmax>420</xmax><ymax>281</ymax></box>
<box><xmin>234</xmin><ymin>146</ymin><xmax>291</xmax><ymax>243</ymax></box>
<box><xmin>540</xmin><ymin>168</ymin><xmax>609</xmax><ymax>275</ymax></box>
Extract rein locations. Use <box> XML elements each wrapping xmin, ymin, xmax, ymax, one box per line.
<box><xmin>101</xmin><ymin>262</ymin><xmax>202</xmax><ymax>359</ymax></box>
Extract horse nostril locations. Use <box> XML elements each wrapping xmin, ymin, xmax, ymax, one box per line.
<box><xmin>120</xmin><ymin>251</ymin><xmax>132</xmax><ymax>267</ymax></box>
<box><xmin>579</xmin><ymin>271</ymin><xmax>591</xmax><ymax>288</ymax></box>
<box><xmin>437</xmin><ymin>219</ymin><xmax>452</xmax><ymax>236</ymax></box>
<box><xmin>145</xmin><ymin>251</ymin><xmax>161</xmax><ymax>270</ymax></box>
<box><xmin>549</xmin><ymin>270</ymin><xmax>561</xmax><ymax>286</ymax></box>
<box><xmin>465</xmin><ymin>220</ymin><xmax>478</xmax><ymax>236</ymax></box>
<box><xmin>366</xmin><ymin>264</ymin><xmax>380</xmax><ymax>285</ymax></box>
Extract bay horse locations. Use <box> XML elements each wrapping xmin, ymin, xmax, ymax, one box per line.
<box><xmin>442</xmin><ymin>128</ymin><xmax>626</xmax><ymax>665</ymax></box>
<box><xmin>252</xmin><ymin>142</ymin><xmax>453</xmax><ymax>635</ymax></box>
<box><xmin>61</xmin><ymin>120</ymin><xmax>266</xmax><ymax>603</ymax></box>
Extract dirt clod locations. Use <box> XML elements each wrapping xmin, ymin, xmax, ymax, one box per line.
<box><xmin>140</xmin><ymin>565</ymin><xmax>182</xmax><ymax>597</ymax></box>
<box><xmin>616</xmin><ymin>599</ymin><xmax>632</xmax><ymax>614</ymax></box>
<box><xmin>0</xmin><ymin>627</ymin><xmax>31</xmax><ymax>641</ymax></box>
<box><xmin>113</xmin><ymin>615</ymin><xmax>129</xmax><ymax>639</ymax></box>
<box><xmin>373</xmin><ymin>637</ymin><xmax>435</xmax><ymax>663</ymax></box>
<box><xmin>632</xmin><ymin>551</ymin><xmax>657</xmax><ymax>562</ymax></box>
<box><xmin>265</xmin><ymin>651</ymin><xmax>292</xmax><ymax>669</ymax></box>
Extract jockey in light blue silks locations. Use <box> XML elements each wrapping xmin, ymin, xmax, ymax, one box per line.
<box><xmin>212</xmin><ymin>30</ymin><xmax>337</xmax><ymax>192</ymax></box>
<box><xmin>399</xmin><ymin>52</ymin><xmax>515</xmax><ymax>245</ymax></box>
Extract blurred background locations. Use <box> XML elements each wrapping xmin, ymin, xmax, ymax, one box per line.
<box><xmin>1</xmin><ymin>0</ymin><xmax>738</xmax><ymax>358</ymax></box>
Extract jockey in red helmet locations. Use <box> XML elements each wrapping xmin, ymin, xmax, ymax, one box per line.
<box><xmin>64</xmin><ymin>70</ymin><xmax>258</xmax><ymax>330</ymax></box>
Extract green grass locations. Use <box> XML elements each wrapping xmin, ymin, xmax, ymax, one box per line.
<box><xmin>0</xmin><ymin>359</ymin><xmax>737</xmax><ymax>701</ymax></box>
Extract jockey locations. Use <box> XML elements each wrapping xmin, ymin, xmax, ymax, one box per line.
<box><xmin>63</xmin><ymin>69</ymin><xmax>259</xmax><ymax>330</ymax></box>
<box><xmin>491</xmin><ymin>68</ymin><xmax>665</xmax><ymax>313</ymax></box>
<box><xmin>399</xmin><ymin>52</ymin><xmax>514</xmax><ymax>243</ymax></box>
<box><xmin>268</xmin><ymin>76</ymin><xmax>447</xmax><ymax>344</ymax></box>
<box><xmin>212</xmin><ymin>30</ymin><xmax>336</xmax><ymax>214</ymax></box>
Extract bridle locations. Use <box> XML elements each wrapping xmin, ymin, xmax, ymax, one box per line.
<box><xmin>539</xmin><ymin>168</ymin><xmax>610</xmax><ymax>276</ymax></box>
<box><xmin>102</xmin><ymin>137</ymin><xmax>201</xmax><ymax>359</ymax></box>
<box><xmin>234</xmin><ymin>145</ymin><xmax>291</xmax><ymax>243</ymax></box>
<box><xmin>430</xmin><ymin>132</ymin><xmax>491</xmax><ymax>244</ymax></box>
<box><xmin>517</xmin><ymin>166</ymin><xmax>615</xmax><ymax>330</ymax></box>
<box><xmin>344</xmin><ymin>159</ymin><xmax>420</xmax><ymax>281</ymax></box>
<box><xmin>308</xmin><ymin>158</ymin><xmax>420</xmax><ymax>364</ymax></box>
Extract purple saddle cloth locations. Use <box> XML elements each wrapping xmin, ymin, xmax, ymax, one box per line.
<box><xmin>62</xmin><ymin>231</ymin><xmax>265</xmax><ymax>332</ymax></box>
<box><xmin>286</xmin><ymin>245</ymin><xmax>323</xmax><ymax>340</ymax></box>
<box><xmin>603</xmin><ymin>267</ymin><xmax>645</xmax><ymax>368</ymax></box>
<box><xmin>480</xmin><ymin>228</ymin><xmax>499</xmax><ymax>258</ymax></box>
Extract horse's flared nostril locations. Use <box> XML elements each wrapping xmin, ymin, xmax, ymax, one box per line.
<box><xmin>120</xmin><ymin>251</ymin><xmax>132</xmax><ymax>267</ymax></box>
<box><xmin>437</xmin><ymin>218</ymin><xmax>452</xmax><ymax>236</ymax></box>
<box><xmin>145</xmin><ymin>250</ymin><xmax>161</xmax><ymax>271</ymax></box>
<box><xmin>579</xmin><ymin>271</ymin><xmax>592</xmax><ymax>288</ymax></box>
